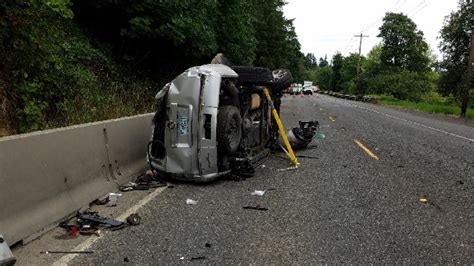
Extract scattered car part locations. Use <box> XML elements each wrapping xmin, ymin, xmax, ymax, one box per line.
<box><xmin>279</xmin><ymin>121</ymin><xmax>320</xmax><ymax>150</ymax></box>
<box><xmin>76</xmin><ymin>211</ymin><xmax>125</xmax><ymax>230</ymax></box>
<box><xmin>242</xmin><ymin>206</ymin><xmax>268</xmax><ymax>211</ymax></box>
<box><xmin>126</xmin><ymin>214</ymin><xmax>141</xmax><ymax>226</ymax></box>
<box><xmin>0</xmin><ymin>234</ymin><xmax>16</xmax><ymax>266</ymax></box>
<box><xmin>186</xmin><ymin>199</ymin><xmax>198</xmax><ymax>205</ymax></box>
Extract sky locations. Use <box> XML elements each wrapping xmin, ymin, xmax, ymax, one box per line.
<box><xmin>283</xmin><ymin>0</ymin><xmax>460</xmax><ymax>61</ymax></box>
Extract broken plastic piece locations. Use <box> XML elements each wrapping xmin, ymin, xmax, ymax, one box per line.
<box><xmin>107</xmin><ymin>193</ymin><xmax>122</xmax><ymax>207</ymax></box>
<box><xmin>191</xmin><ymin>256</ymin><xmax>206</xmax><ymax>261</ymax></box>
<box><xmin>419</xmin><ymin>197</ymin><xmax>428</xmax><ymax>203</ymax></box>
<box><xmin>315</xmin><ymin>133</ymin><xmax>326</xmax><ymax>140</ymax></box>
<box><xmin>186</xmin><ymin>199</ymin><xmax>198</xmax><ymax>205</ymax></box>
<box><xmin>243</xmin><ymin>206</ymin><xmax>268</xmax><ymax>211</ymax></box>
<box><xmin>251</xmin><ymin>190</ymin><xmax>266</xmax><ymax>196</ymax></box>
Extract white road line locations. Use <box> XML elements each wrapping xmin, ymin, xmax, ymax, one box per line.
<box><xmin>53</xmin><ymin>187</ymin><xmax>167</xmax><ymax>265</ymax></box>
<box><xmin>325</xmin><ymin>96</ymin><xmax>474</xmax><ymax>143</ymax></box>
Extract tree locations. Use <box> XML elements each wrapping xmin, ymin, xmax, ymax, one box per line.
<box><xmin>330</xmin><ymin>52</ymin><xmax>343</xmax><ymax>91</ymax></box>
<box><xmin>378</xmin><ymin>12</ymin><xmax>430</xmax><ymax>73</ymax></box>
<box><xmin>217</xmin><ymin>0</ymin><xmax>257</xmax><ymax>65</ymax></box>
<box><xmin>305</xmin><ymin>53</ymin><xmax>318</xmax><ymax>69</ymax></box>
<box><xmin>319</xmin><ymin>55</ymin><xmax>329</xmax><ymax>67</ymax></box>
<box><xmin>316</xmin><ymin>67</ymin><xmax>332</xmax><ymax>90</ymax></box>
<box><xmin>438</xmin><ymin>0</ymin><xmax>474</xmax><ymax>98</ymax></box>
<box><xmin>341</xmin><ymin>53</ymin><xmax>362</xmax><ymax>94</ymax></box>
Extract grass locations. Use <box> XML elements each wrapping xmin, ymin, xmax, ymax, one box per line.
<box><xmin>374</xmin><ymin>94</ymin><xmax>474</xmax><ymax>120</ymax></box>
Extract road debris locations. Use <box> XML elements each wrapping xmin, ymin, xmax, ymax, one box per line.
<box><xmin>278</xmin><ymin>121</ymin><xmax>320</xmax><ymax>150</ymax></box>
<box><xmin>106</xmin><ymin>193</ymin><xmax>122</xmax><ymax>207</ymax></box>
<box><xmin>251</xmin><ymin>190</ymin><xmax>266</xmax><ymax>196</ymax></box>
<box><xmin>119</xmin><ymin>171</ymin><xmax>166</xmax><ymax>192</ymax></box>
<box><xmin>41</xmin><ymin>251</ymin><xmax>93</xmax><ymax>254</ymax></box>
<box><xmin>190</xmin><ymin>256</ymin><xmax>207</xmax><ymax>261</ymax></box>
<box><xmin>243</xmin><ymin>206</ymin><xmax>269</xmax><ymax>211</ymax></box>
<box><xmin>419</xmin><ymin>197</ymin><xmax>428</xmax><ymax>203</ymax></box>
<box><xmin>186</xmin><ymin>199</ymin><xmax>198</xmax><ymax>205</ymax></box>
<box><xmin>58</xmin><ymin>209</ymin><xmax>127</xmax><ymax>238</ymax></box>
<box><xmin>205</xmin><ymin>243</ymin><xmax>212</xmax><ymax>248</ymax></box>
<box><xmin>126</xmin><ymin>213</ymin><xmax>141</xmax><ymax>226</ymax></box>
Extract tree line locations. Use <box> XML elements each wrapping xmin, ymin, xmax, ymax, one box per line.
<box><xmin>0</xmin><ymin>0</ymin><xmax>306</xmax><ymax>134</ymax></box>
<box><xmin>310</xmin><ymin>1</ymin><xmax>473</xmax><ymax>107</ymax></box>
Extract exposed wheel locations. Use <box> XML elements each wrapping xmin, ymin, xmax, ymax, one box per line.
<box><xmin>271</xmin><ymin>69</ymin><xmax>293</xmax><ymax>93</ymax></box>
<box><xmin>232</xmin><ymin>66</ymin><xmax>273</xmax><ymax>85</ymax></box>
<box><xmin>217</xmin><ymin>106</ymin><xmax>242</xmax><ymax>154</ymax></box>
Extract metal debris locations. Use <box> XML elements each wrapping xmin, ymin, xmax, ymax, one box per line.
<box><xmin>186</xmin><ymin>199</ymin><xmax>198</xmax><ymax>205</ymax></box>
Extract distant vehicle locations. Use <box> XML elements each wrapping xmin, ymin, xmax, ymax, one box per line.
<box><xmin>293</xmin><ymin>83</ymin><xmax>303</xmax><ymax>95</ymax></box>
<box><xmin>303</xmin><ymin>81</ymin><xmax>313</xmax><ymax>95</ymax></box>
<box><xmin>290</xmin><ymin>83</ymin><xmax>303</xmax><ymax>95</ymax></box>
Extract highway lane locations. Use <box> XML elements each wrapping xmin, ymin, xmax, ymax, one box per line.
<box><xmin>18</xmin><ymin>93</ymin><xmax>473</xmax><ymax>264</ymax></box>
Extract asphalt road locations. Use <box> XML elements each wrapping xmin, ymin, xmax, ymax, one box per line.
<box><xmin>19</xmin><ymin>93</ymin><xmax>474</xmax><ymax>264</ymax></box>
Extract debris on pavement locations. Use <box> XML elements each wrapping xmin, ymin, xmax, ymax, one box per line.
<box><xmin>126</xmin><ymin>213</ymin><xmax>141</xmax><ymax>226</ymax></box>
<box><xmin>119</xmin><ymin>170</ymin><xmax>166</xmax><ymax>192</ymax></box>
<box><xmin>277</xmin><ymin>166</ymin><xmax>298</xmax><ymax>172</ymax></box>
<box><xmin>58</xmin><ymin>209</ymin><xmax>127</xmax><ymax>238</ymax></box>
<box><xmin>250</xmin><ymin>188</ymin><xmax>275</xmax><ymax>196</ymax></box>
<box><xmin>190</xmin><ymin>256</ymin><xmax>207</xmax><ymax>261</ymax></box>
<box><xmin>278</xmin><ymin>121</ymin><xmax>320</xmax><ymax>150</ymax></box>
<box><xmin>243</xmin><ymin>206</ymin><xmax>269</xmax><ymax>211</ymax></box>
<box><xmin>205</xmin><ymin>243</ymin><xmax>212</xmax><ymax>248</ymax></box>
<box><xmin>40</xmin><ymin>251</ymin><xmax>94</xmax><ymax>254</ymax></box>
<box><xmin>419</xmin><ymin>197</ymin><xmax>428</xmax><ymax>203</ymax></box>
<box><xmin>186</xmin><ymin>199</ymin><xmax>198</xmax><ymax>205</ymax></box>
<box><xmin>251</xmin><ymin>190</ymin><xmax>266</xmax><ymax>196</ymax></box>
<box><xmin>106</xmin><ymin>193</ymin><xmax>122</xmax><ymax>207</ymax></box>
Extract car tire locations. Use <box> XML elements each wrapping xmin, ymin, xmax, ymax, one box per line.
<box><xmin>271</xmin><ymin>69</ymin><xmax>293</xmax><ymax>93</ymax></box>
<box><xmin>217</xmin><ymin>105</ymin><xmax>242</xmax><ymax>154</ymax></box>
<box><xmin>232</xmin><ymin>66</ymin><xmax>273</xmax><ymax>85</ymax></box>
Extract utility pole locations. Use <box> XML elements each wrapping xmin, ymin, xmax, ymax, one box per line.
<box><xmin>354</xmin><ymin>33</ymin><xmax>369</xmax><ymax>95</ymax></box>
<box><xmin>461</xmin><ymin>25</ymin><xmax>474</xmax><ymax>118</ymax></box>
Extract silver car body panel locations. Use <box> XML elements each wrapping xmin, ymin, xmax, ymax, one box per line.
<box><xmin>149</xmin><ymin>64</ymin><xmax>238</xmax><ymax>182</ymax></box>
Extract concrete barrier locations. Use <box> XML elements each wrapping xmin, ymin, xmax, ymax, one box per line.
<box><xmin>0</xmin><ymin>113</ymin><xmax>154</xmax><ymax>245</ymax></box>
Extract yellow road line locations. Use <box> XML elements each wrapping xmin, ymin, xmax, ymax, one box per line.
<box><xmin>329</xmin><ymin>116</ymin><xmax>336</xmax><ymax>122</ymax></box>
<box><xmin>354</xmin><ymin>139</ymin><xmax>379</xmax><ymax>160</ymax></box>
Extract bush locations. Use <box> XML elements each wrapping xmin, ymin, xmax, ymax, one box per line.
<box><xmin>368</xmin><ymin>70</ymin><xmax>432</xmax><ymax>101</ymax></box>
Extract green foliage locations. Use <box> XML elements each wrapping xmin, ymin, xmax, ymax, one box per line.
<box><xmin>376</xmin><ymin>94</ymin><xmax>474</xmax><ymax>119</ymax></box>
<box><xmin>330</xmin><ymin>52</ymin><xmax>343</xmax><ymax>91</ymax></box>
<box><xmin>378</xmin><ymin>12</ymin><xmax>431</xmax><ymax>73</ymax></box>
<box><xmin>0</xmin><ymin>1</ymin><xmax>155</xmax><ymax>133</ymax></box>
<box><xmin>319</xmin><ymin>55</ymin><xmax>329</xmax><ymax>67</ymax></box>
<box><xmin>438</xmin><ymin>0</ymin><xmax>474</xmax><ymax>98</ymax></box>
<box><xmin>368</xmin><ymin>70</ymin><xmax>432</xmax><ymax>101</ymax></box>
<box><xmin>1</xmin><ymin>0</ymin><xmax>307</xmax><ymax>134</ymax></box>
<box><xmin>305</xmin><ymin>53</ymin><xmax>318</xmax><ymax>69</ymax></box>
<box><xmin>315</xmin><ymin>67</ymin><xmax>332</xmax><ymax>90</ymax></box>
<box><xmin>341</xmin><ymin>53</ymin><xmax>361</xmax><ymax>93</ymax></box>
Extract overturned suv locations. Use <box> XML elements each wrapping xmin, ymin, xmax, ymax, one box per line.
<box><xmin>148</xmin><ymin>64</ymin><xmax>292</xmax><ymax>182</ymax></box>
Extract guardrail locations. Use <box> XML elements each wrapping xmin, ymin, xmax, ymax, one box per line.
<box><xmin>0</xmin><ymin>113</ymin><xmax>154</xmax><ymax>245</ymax></box>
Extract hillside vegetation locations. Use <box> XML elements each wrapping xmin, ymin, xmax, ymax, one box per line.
<box><xmin>0</xmin><ymin>0</ymin><xmax>305</xmax><ymax>136</ymax></box>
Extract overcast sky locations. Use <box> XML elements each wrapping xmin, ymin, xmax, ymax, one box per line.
<box><xmin>283</xmin><ymin>0</ymin><xmax>459</xmax><ymax>61</ymax></box>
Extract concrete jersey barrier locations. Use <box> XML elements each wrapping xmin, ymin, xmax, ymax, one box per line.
<box><xmin>0</xmin><ymin>113</ymin><xmax>154</xmax><ymax>245</ymax></box>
